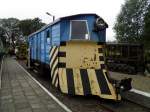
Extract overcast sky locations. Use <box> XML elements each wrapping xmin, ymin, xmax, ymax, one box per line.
<box><xmin>0</xmin><ymin>0</ymin><xmax>125</xmax><ymax>41</ymax></box>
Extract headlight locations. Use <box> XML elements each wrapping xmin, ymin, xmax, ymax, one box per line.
<box><xmin>96</xmin><ymin>18</ymin><xmax>106</xmax><ymax>28</ymax></box>
<box><xmin>93</xmin><ymin>18</ymin><xmax>108</xmax><ymax>31</ymax></box>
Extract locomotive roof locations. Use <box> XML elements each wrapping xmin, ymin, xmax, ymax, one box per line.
<box><xmin>28</xmin><ymin>13</ymin><xmax>100</xmax><ymax>38</ymax></box>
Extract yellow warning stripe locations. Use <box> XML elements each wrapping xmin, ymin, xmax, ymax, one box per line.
<box><xmin>87</xmin><ymin>69</ymin><xmax>101</xmax><ymax>96</ymax></box>
<box><xmin>49</xmin><ymin>46</ymin><xmax>59</xmax><ymax>88</ymax></box>
<box><xmin>59</xmin><ymin>46</ymin><xmax>66</xmax><ymax>52</ymax></box>
<box><xmin>100</xmin><ymin>61</ymin><xmax>105</xmax><ymax>65</ymax></box>
<box><xmin>52</xmin><ymin>68</ymin><xmax>58</xmax><ymax>84</ymax></box>
<box><xmin>59</xmin><ymin>57</ymin><xmax>66</xmax><ymax>63</ymax></box>
<box><xmin>51</xmin><ymin>59</ymin><xmax>58</xmax><ymax>76</ymax></box>
<box><xmin>58</xmin><ymin>68</ymin><xmax>68</xmax><ymax>93</ymax></box>
<box><xmin>55</xmin><ymin>79</ymin><xmax>58</xmax><ymax>87</ymax></box>
<box><xmin>73</xmin><ymin>69</ymin><xmax>84</xmax><ymax>95</ymax></box>
<box><xmin>50</xmin><ymin>49</ymin><xmax>58</xmax><ymax>68</ymax></box>
<box><xmin>50</xmin><ymin>46</ymin><xmax>57</xmax><ymax>58</ymax></box>
<box><xmin>98</xmin><ymin>53</ymin><xmax>103</xmax><ymax>56</ymax></box>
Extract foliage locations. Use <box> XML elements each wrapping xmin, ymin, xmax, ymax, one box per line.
<box><xmin>0</xmin><ymin>18</ymin><xmax>20</xmax><ymax>47</ymax></box>
<box><xmin>16</xmin><ymin>43</ymin><xmax>28</xmax><ymax>59</ymax></box>
<box><xmin>18</xmin><ymin>18</ymin><xmax>46</xmax><ymax>36</ymax></box>
<box><xmin>114</xmin><ymin>0</ymin><xmax>149</xmax><ymax>43</ymax></box>
<box><xmin>143</xmin><ymin>4</ymin><xmax>150</xmax><ymax>49</ymax></box>
<box><xmin>0</xmin><ymin>17</ymin><xmax>46</xmax><ymax>50</ymax></box>
<box><xmin>0</xmin><ymin>27</ymin><xmax>6</xmax><ymax>45</ymax></box>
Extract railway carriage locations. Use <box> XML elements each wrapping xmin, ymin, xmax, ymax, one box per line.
<box><xmin>28</xmin><ymin>14</ymin><xmax>131</xmax><ymax>100</ymax></box>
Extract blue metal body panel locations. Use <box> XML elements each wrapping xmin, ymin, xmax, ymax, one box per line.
<box><xmin>28</xmin><ymin>14</ymin><xmax>107</xmax><ymax>65</ymax></box>
<box><xmin>41</xmin><ymin>31</ymin><xmax>45</xmax><ymax>63</ymax></box>
<box><xmin>37</xmin><ymin>33</ymin><xmax>41</xmax><ymax>61</ymax></box>
<box><xmin>45</xmin><ymin>28</ymin><xmax>51</xmax><ymax>64</ymax></box>
<box><xmin>52</xmin><ymin>23</ymin><xmax>60</xmax><ymax>46</ymax></box>
<box><xmin>33</xmin><ymin>35</ymin><xmax>37</xmax><ymax>60</ymax></box>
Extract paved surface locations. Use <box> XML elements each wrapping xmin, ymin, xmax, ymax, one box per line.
<box><xmin>0</xmin><ymin>57</ymin><xmax>66</xmax><ymax>112</ymax></box>
<box><xmin>110</xmin><ymin>71</ymin><xmax>150</xmax><ymax>93</ymax></box>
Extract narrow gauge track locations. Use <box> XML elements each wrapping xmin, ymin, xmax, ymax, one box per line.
<box><xmin>19</xmin><ymin>60</ymin><xmax>150</xmax><ymax>112</ymax></box>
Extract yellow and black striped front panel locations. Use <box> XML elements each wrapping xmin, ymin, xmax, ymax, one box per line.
<box><xmin>57</xmin><ymin>41</ymin><xmax>120</xmax><ymax>100</ymax></box>
<box><xmin>49</xmin><ymin>46</ymin><xmax>59</xmax><ymax>87</ymax></box>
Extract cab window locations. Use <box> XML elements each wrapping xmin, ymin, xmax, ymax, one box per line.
<box><xmin>70</xmin><ymin>20</ymin><xmax>89</xmax><ymax>40</ymax></box>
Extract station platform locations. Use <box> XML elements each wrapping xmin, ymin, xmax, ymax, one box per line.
<box><xmin>0</xmin><ymin>57</ymin><xmax>69</xmax><ymax>112</ymax></box>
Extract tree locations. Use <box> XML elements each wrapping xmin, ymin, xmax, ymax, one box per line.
<box><xmin>0</xmin><ymin>18</ymin><xmax>20</xmax><ymax>48</ymax></box>
<box><xmin>18</xmin><ymin>17</ymin><xmax>46</xmax><ymax>36</ymax></box>
<box><xmin>143</xmin><ymin>4</ymin><xmax>150</xmax><ymax>49</ymax></box>
<box><xmin>0</xmin><ymin>17</ymin><xmax>45</xmax><ymax>48</ymax></box>
<box><xmin>0</xmin><ymin>27</ymin><xmax>6</xmax><ymax>45</ymax></box>
<box><xmin>114</xmin><ymin>0</ymin><xmax>149</xmax><ymax>43</ymax></box>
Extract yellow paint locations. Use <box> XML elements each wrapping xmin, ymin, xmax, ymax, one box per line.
<box><xmin>58</xmin><ymin>68</ymin><xmax>68</xmax><ymax>93</ymax></box>
<box><xmin>100</xmin><ymin>71</ymin><xmax>117</xmax><ymax>100</ymax></box>
<box><xmin>55</xmin><ymin>79</ymin><xmax>58</xmax><ymax>87</ymax></box>
<box><xmin>87</xmin><ymin>68</ymin><xmax>120</xmax><ymax>100</ymax></box>
<box><xmin>50</xmin><ymin>46</ymin><xmax>57</xmax><ymax>57</ymax></box>
<box><xmin>66</xmin><ymin>41</ymin><xmax>101</xmax><ymax>69</ymax></box>
<box><xmin>100</xmin><ymin>61</ymin><xmax>105</xmax><ymax>65</ymax></box>
<box><xmin>59</xmin><ymin>46</ymin><xmax>66</xmax><ymax>52</ymax></box>
<box><xmin>50</xmin><ymin>49</ymin><xmax>58</xmax><ymax>68</ymax></box>
<box><xmin>87</xmin><ymin>69</ymin><xmax>101</xmax><ymax>96</ymax></box>
<box><xmin>52</xmin><ymin>68</ymin><xmax>58</xmax><ymax>84</ymax></box>
<box><xmin>73</xmin><ymin>69</ymin><xmax>84</xmax><ymax>95</ymax></box>
<box><xmin>59</xmin><ymin>57</ymin><xmax>66</xmax><ymax>63</ymax></box>
<box><xmin>99</xmin><ymin>53</ymin><xmax>103</xmax><ymax>56</ymax></box>
<box><xmin>51</xmin><ymin>59</ymin><xmax>58</xmax><ymax>77</ymax></box>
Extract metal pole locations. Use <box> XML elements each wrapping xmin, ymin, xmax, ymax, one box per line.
<box><xmin>53</xmin><ymin>16</ymin><xmax>55</xmax><ymax>21</ymax></box>
<box><xmin>46</xmin><ymin>12</ymin><xmax>55</xmax><ymax>21</ymax></box>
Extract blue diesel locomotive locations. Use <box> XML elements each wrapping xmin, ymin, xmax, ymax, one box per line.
<box><xmin>28</xmin><ymin>14</ymin><xmax>132</xmax><ymax>100</ymax></box>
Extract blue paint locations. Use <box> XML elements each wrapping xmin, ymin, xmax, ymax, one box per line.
<box><xmin>37</xmin><ymin>33</ymin><xmax>41</xmax><ymax>61</ymax></box>
<box><xmin>45</xmin><ymin>28</ymin><xmax>51</xmax><ymax>64</ymax></box>
<box><xmin>41</xmin><ymin>31</ymin><xmax>45</xmax><ymax>62</ymax></box>
<box><xmin>52</xmin><ymin>23</ymin><xmax>60</xmax><ymax>46</ymax></box>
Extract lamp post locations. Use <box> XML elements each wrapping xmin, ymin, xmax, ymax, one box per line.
<box><xmin>46</xmin><ymin>12</ymin><xmax>55</xmax><ymax>21</ymax></box>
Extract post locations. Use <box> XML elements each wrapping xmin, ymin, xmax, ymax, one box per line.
<box><xmin>46</xmin><ymin>12</ymin><xmax>55</xmax><ymax>21</ymax></box>
<box><xmin>53</xmin><ymin>16</ymin><xmax>55</xmax><ymax>21</ymax></box>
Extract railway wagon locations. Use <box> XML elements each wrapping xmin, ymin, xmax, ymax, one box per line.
<box><xmin>105</xmin><ymin>43</ymin><xmax>145</xmax><ymax>74</ymax></box>
<box><xmin>28</xmin><ymin>14</ymin><xmax>131</xmax><ymax>100</ymax></box>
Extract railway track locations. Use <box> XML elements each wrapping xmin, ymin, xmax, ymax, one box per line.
<box><xmin>100</xmin><ymin>98</ymin><xmax>150</xmax><ymax>112</ymax></box>
<box><xmin>19</xmin><ymin>60</ymin><xmax>150</xmax><ymax>112</ymax></box>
